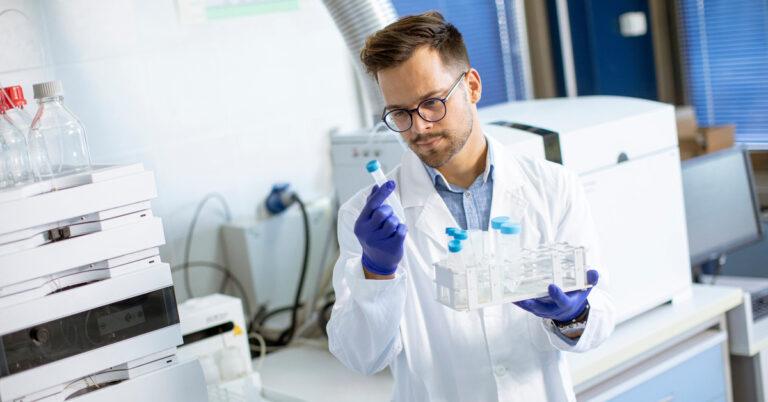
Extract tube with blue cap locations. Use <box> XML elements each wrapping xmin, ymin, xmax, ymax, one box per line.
<box><xmin>366</xmin><ymin>160</ymin><xmax>406</xmax><ymax>219</ymax></box>
<box><xmin>498</xmin><ymin>222</ymin><xmax>522</xmax><ymax>295</ymax></box>
<box><xmin>366</xmin><ymin>160</ymin><xmax>424</xmax><ymax>272</ymax></box>
<box><xmin>491</xmin><ymin>216</ymin><xmax>510</xmax><ymax>257</ymax></box>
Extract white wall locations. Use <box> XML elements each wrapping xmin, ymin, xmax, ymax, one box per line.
<box><xmin>0</xmin><ymin>0</ymin><xmax>362</xmax><ymax>299</ymax></box>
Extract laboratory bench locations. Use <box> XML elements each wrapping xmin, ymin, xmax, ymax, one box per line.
<box><xmin>255</xmin><ymin>284</ymin><xmax>743</xmax><ymax>402</ymax></box>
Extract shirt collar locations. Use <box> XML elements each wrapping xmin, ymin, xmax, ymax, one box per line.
<box><xmin>423</xmin><ymin>135</ymin><xmax>495</xmax><ymax>192</ymax></box>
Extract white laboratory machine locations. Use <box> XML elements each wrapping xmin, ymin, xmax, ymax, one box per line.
<box><xmin>479</xmin><ymin>96</ymin><xmax>691</xmax><ymax>322</ymax></box>
<box><xmin>178</xmin><ymin>293</ymin><xmax>252</xmax><ymax>384</ymax></box>
<box><xmin>222</xmin><ymin>197</ymin><xmax>335</xmax><ymax>326</ymax></box>
<box><xmin>331</xmin><ymin>96</ymin><xmax>692</xmax><ymax>323</ymax></box>
<box><xmin>179</xmin><ymin>293</ymin><xmax>267</xmax><ymax>402</ymax></box>
<box><xmin>0</xmin><ymin>165</ymin><xmax>207</xmax><ymax>402</ymax></box>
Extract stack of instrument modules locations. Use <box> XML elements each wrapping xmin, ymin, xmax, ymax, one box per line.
<box><xmin>0</xmin><ymin>165</ymin><xmax>207</xmax><ymax>402</ymax></box>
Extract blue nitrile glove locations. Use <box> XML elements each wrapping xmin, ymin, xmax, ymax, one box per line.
<box><xmin>353</xmin><ymin>180</ymin><xmax>408</xmax><ymax>276</ymax></box>
<box><xmin>514</xmin><ymin>270</ymin><xmax>599</xmax><ymax>322</ymax></box>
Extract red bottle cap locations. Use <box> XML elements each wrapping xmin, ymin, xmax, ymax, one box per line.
<box><xmin>3</xmin><ymin>86</ymin><xmax>27</xmax><ymax>108</ymax></box>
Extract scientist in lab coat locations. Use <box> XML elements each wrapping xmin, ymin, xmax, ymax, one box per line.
<box><xmin>327</xmin><ymin>11</ymin><xmax>615</xmax><ymax>402</ymax></box>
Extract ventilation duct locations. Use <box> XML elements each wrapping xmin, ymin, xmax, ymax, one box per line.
<box><xmin>322</xmin><ymin>0</ymin><xmax>398</xmax><ymax>125</ymax></box>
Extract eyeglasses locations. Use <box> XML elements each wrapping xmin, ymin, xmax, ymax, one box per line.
<box><xmin>382</xmin><ymin>71</ymin><xmax>468</xmax><ymax>133</ymax></box>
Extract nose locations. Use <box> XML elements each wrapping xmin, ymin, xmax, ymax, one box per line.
<box><xmin>409</xmin><ymin>112</ymin><xmax>434</xmax><ymax>136</ymax></box>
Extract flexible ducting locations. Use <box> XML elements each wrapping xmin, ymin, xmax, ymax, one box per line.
<box><xmin>322</xmin><ymin>0</ymin><xmax>398</xmax><ymax>125</ymax></box>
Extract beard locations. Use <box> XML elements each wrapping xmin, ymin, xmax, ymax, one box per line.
<box><xmin>410</xmin><ymin>111</ymin><xmax>473</xmax><ymax>169</ymax></box>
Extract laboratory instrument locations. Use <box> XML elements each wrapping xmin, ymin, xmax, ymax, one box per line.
<box><xmin>0</xmin><ymin>163</ymin><xmax>206</xmax><ymax>402</ymax></box>
<box><xmin>681</xmin><ymin>147</ymin><xmax>763</xmax><ymax>278</ymax></box>
<box><xmin>29</xmin><ymin>80</ymin><xmax>92</xmax><ymax>178</ymax></box>
<box><xmin>178</xmin><ymin>293</ymin><xmax>252</xmax><ymax>385</ymax></box>
<box><xmin>480</xmin><ymin>96</ymin><xmax>692</xmax><ymax>322</ymax></box>
<box><xmin>222</xmin><ymin>196</ymin><xmax>334</xmax><ymax>332</ymax></box>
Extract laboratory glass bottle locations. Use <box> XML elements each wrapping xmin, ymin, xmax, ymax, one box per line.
<box><xmin>29</xmin><ymin>81</ymin><xmax>91</xmax><ymax>178</ymax></box>
<box><xmin>0</xmin><ymin>99</ymin><xmax>34</xmax><ymax>188</ymax></box>
<box><xmin>2</xmin><ymin>86</ymin><xmax>52</xmax><ymax>181</ymax></box>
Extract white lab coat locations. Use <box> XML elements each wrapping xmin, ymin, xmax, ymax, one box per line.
<box><xmin>327</xmin><ymin>136</ymin><xmax>616</xmax><ymax>402</ymax></box>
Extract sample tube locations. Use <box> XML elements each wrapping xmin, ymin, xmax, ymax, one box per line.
<box><xmin>490</xmin><ymin>216</ymin><xmax>511</xmax><ymax>258</ymax></box>
<box><xmin>366</xmin><ymin>160</ymin><xmax>405</xmax><ymax>219</ymax></box>
<box><xmin>451</xmin><ymin>229</ymin><xmax>476</xmax><ymax>267</ymax></box>
<box><xmin>448</xmin><ymin>239</ymin><xmax>464</xmax><ymax>270</ymax></box>
<box><xmin>499</xmin><ymin>222</ymin><xmax>522</xmax><ymax>295</ymax></box>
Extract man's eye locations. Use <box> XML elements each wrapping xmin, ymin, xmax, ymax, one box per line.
<box><xmin>391</xmin><ymin>110</ymin><xmax>409</xmax><ymax>119</ymax></box>
<box><xmin>421</xmin><ymin>99</ymin><xmax>440</xmax><ymax>109</ymax></box>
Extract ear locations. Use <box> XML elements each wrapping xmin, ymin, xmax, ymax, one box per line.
<box><xmin>466</xmin><ymin>68</ymin><xmax>482</xmax><ymax>104</ymax></box>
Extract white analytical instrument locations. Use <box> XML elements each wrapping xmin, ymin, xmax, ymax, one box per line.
<box><xmin>178</xmin><ymin>293</ymin><xmax>253</xmax><ymax>384</ymax></box>
<box><xmin>0</xmin><ymin>165</ymin><xmax>206</xmax><ymax>402</ymax></box>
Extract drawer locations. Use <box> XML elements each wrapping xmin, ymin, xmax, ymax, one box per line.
<box><xmin>579</xmin><ymin>329</ymin><xmax>729</xmax><ymax>402</ymax></box>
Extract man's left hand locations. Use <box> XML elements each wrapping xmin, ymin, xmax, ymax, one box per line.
<box><xmin>514</xmin><ymin>270</ymin><xmax>599</xmax><ymax>322</ymax></box>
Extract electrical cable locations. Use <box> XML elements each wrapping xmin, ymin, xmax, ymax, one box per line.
<box><xmin>181</xmin><ymin>193</ymin><xmax>233</xmax><ymax>300</ymax></box>
<box><xmin>276</xmin><ymin>193</ymin><xmax>311</xmax><ymax>345</ymax></box>
<box><xmin>318</xmin><ymin>299</ymin><xmax>335</xmax><ymax>337</ymax></box>
<box><xmin>249</xmin><ymin>332</ymin><xmax>267</xmax><ymax>370</ymax></box>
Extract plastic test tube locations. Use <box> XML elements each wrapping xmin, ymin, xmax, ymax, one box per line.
<box><xmin>451</xmin><ymin>230</ymin><xmax>476</xmax><ymax>267</ymax></box>
<box><xmin>366</xmin><ymin>160</ymin><xmax>425</xmax><ymax>273</ymax></box>
<box><xmin>490</xmin><ymin>216</ymin><xmax>511</xmax><ymax>259</ymax></box>
<box><xmin>366</xmin><ymin>160</ymin><xmax>405</xmax><ymax>217</ymax></box>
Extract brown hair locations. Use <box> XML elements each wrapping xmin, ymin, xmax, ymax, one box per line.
<box><xmin>360</xmin><ymin>11</ymin><xmax>470</xmax><ymax>78</ymax></box>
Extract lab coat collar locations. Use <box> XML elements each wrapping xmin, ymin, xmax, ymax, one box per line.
<box><xmin>400</xmin><ymin>135</ymin><xmax>524</xmax><ymax>210</ymax></box>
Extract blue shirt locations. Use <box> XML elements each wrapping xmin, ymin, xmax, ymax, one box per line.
<box><xmin>423</xmin><ymin>138</ymin><xmax>495</xmax><ymax>231</ymax></box>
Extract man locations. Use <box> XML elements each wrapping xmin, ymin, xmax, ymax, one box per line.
<box><xmin>327</xmin><ymin>11</ymin><xmax>615</xmax><ymax>402</ymax></box>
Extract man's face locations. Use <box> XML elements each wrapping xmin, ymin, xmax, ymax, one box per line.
<box><xmin>377</xmin><ymin>47</ymin><xmax>475</xmax><ymax>168</ymax></box>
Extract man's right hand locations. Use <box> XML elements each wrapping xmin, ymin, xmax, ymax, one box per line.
<box><xmin>353</xmin><ymin>180</ymin><xmax>408</xmax><ymax>278</ymax></box>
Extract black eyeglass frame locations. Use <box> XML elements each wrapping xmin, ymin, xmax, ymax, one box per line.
<box><xmin>381</xmin><ymin>71</ymin><xmax>468</xmax><ymax>133</ymax></box>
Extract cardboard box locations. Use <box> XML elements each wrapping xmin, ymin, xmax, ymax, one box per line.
<box><xmin>677</xmin><ymin>124</ymin><xmax>736</xmax><ymax>160</ymax></box>
<box><xmin>700</xmin><ymin>124</ymin><xmax>735</xmax><ymax>153</ymax></box>
<box><xmin>678</xmin><ymin>138</ymin><xmax>702</xmax><ymax>160</ymax></box>
<box><xmin>676</xmin><ymin>106</ymin><xmax>698</xmax><ymax>140</ymax></box>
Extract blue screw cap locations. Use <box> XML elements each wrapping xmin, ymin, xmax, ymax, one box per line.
<box><xmin>366</xmin><ymin>160</ymin><xmax>380</xmax><ymax>173</ymax></box>
<box><xmin>500</xmin><ymin>222</ymin><xmax>521</xmax><ymax>235</ymax></box>
<box><xmin>445</xmin><ymin>227</ymin><xmax>459</xmax><ymax>236</ymax></box>
<box><xmin>491</xmin><ymin>216</ymin><xmax>511</xmax><ymax>230</ymax></box>
<box><xmin>448</xmin><ymin>239</ymin><xmax>462</xmax><ymax>253</ymax></box>
<box><xmin>452</xmin><ymin>230</ymin><xmax>468</xmax><ymax>240</ymax></box>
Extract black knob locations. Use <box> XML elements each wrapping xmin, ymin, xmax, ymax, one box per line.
<box><xmin>30</xmin><ymin>327</ymin><xmax>50</xmax><ymax>345</ymax></box>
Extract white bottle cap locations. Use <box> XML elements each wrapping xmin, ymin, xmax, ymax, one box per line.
<box><xmin>33</xmin><ymin>80</ymin><xmax>64</xmax><ymax>99</ymax></box>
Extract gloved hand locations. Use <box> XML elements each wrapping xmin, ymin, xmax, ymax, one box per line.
<box><xmin>514</xmin><ymin>270</ymin><xmax>599</xmax><ymax>322</ymax></box>
<box><xmin>353</xmin><ymin>180</ymin><xmax>408</xmax><ymax>276</ymax></box>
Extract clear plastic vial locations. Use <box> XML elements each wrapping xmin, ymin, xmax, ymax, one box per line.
<box><xmin>490</xmin><ymin>216</ymin><xmax>511</xmax><ymax>257</ymax></box>
<box><xmin>498</xmin><ymin>222</ymin><xmax>522</xmax><ymax>295</ymax></box>
<box><xmin>446</xmin><ymin>239</ymin><xmax>468</xmax><ymax>309</ymax></box>
<box><xmin>29</xmin><ymin>81</ymin><xmax>91</xmax><ymax>178</ymax></box>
